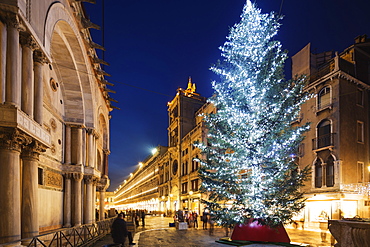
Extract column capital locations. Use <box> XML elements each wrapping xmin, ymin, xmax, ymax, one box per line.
<box><xmin>21</xmin><ymin>141</ymin><xmax>47</xmax><ymax>160</ymax></box>
<box><xmin>33</xmin><ymin>50</ymin><xmax>47</xmax><ymax>64</ymax></box>
<box><xmin>20</xmin><ymin>32</ymin><xmax>37</xmax><ymax>50</ymax></box>
<box><xmin>72</xmin><ymin>172</ymin><xmax>83</xmax><ymax>181</ymax></box>
<box><xmin>2</xmin><ymin>11</ymin><xmax>20</xmax><ymax>29</ymax></box>
<box><xmin>0</xmin><ymin>127</ymin><xmax>32</xmax><ymax>152</ymax></box>
<box><xmin>84</xmin><ymin>175</ymin><xmax>94</xmax><ymax>184</ymax></box>
<box><xmin>102</xmin><ymin>149</ymin><xmax>110</xmax><ymax>155</ymax></box>
<box><xmin>64</xmin><ymin>172</ymin><xmax>73</xmax><ymax>180</ymax></box>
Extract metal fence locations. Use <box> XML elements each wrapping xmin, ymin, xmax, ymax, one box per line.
<box><xmin>1</xmin><ymin>218</ymin><xmax>115</xmax><ymax>247</ymax></box>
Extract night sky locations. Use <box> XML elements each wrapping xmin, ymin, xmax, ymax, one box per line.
<box><xmin>84</xmin><ymin>0</ymin><xmax>370</xmax><ymax>191</ymax></box>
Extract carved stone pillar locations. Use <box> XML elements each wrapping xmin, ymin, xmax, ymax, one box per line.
<box><xmin>0</xmin><ymin>20</ymin><xmax>6</xmax><ymax>103</ymax></box>
<box><xmin>92</xmin><ymin>178</ymin><xmax>97</xmax><ymax>222</ymax></box>
<box><xmin>0</xmin><ymin>128</ymin><xmax>31</xmax><ymax>244</ymax></box>
<box><xmin>63</xmin><ymin>173</ymin><xmax>72</xmax><ymax>227</ymax></box>
<box><xmin>99</xmin><ymin>188</ymin><xmax>106</xmax><ymax>220</ymax></box>
<box><xmin>20</xmin><ymin>32</ymin><xmax>36</xmax><ymax>117</ymax></box>
<box><xmin>98</xmin><ymin>176</ymin><xmax>109</xmax><ymax>221</ymax></box>
<box><xmin>102</xmin><ymin>149</ymin><xmax>110</xmax><ymax>176</ymax></box>
<box><xmin>72</xmin><ymin>173</ymin><xmax>83</xmax><ymax>226</ymax></box>
<box><xmin>21</xmin><ymin>141</ymin><xmax>45</xmax><ymax>240</ymax></box>
<box><xmin>33</xmin><ymin>50</ymin><xmax>45</xmax><ymax>125</ymax></box>
<box><xmin>86</xmin><ymin>129</ymin><xmax>95</xmax><ymax>168</ymax></box>
<box><xmin>5</xmin><ymin>14</ymin><xmax>20</xmax><ymax>106</ymax></box>
<box><xmin>64</xmin><ymin>124</ymin><xmax>71</xmax><ymax>165</ymax></box>
<box><xmin>83</xmin><ymin>175</ymin><xmax>93</xmax><ymax>224</ymax></box>
<box><xmin>76</xmin><ymin>127</ymin><xmax>83</xmax><ymax>166</ymax></box>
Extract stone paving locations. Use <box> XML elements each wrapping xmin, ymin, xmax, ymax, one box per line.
<box><xmin>93</xmin><ymin>215</ymin><xmax>335</xmax><ymax>247</ymax></box>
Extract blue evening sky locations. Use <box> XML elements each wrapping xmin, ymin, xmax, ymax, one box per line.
<box><xmin>84</xmin><ymin>0</ymin><xmax>370</xmax><ymax>191</ymax></box>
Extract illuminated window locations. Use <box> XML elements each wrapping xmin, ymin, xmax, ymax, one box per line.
<box><xmin>182</xmin><ymin>182</ymin><xmax>188</xmax><ymax>194</ymax></box>
<box><xmin>191</xmin><ymin>179</ymin><xmax>199</xmax><ymax>191</ymax></box>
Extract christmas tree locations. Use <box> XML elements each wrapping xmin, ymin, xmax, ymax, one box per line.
<box><xmin>196</xmin><ymin>0</ymin><xmax>310</xmax><ymax>228</ymax></box>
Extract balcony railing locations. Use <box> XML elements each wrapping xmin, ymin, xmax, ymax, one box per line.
<box><xmin>1</xmin><ymin>218</ymin><xmax>115</xmax><ymax>247</ymax></box>
<box><xmin>312</xmin><ymin>133</ymin><xmax>335</xmax><ymax>150</ymax></box>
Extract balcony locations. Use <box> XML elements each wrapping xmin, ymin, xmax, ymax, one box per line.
<box><xmin>312</xmin><ymin>133</ymin><xmax>335</xmax><ymax>150</ymax></box>
<box><xmin>309</xmin><ymin>55</ymin><xmax>355</xmax><ymax>84</ymax></box>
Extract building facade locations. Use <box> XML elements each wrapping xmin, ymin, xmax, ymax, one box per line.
<box><xmin>114</xmin><ymin>81</ymin><xmax>210</xmax><ymax>216</ymax></box>
<box><xmin>0</xmin><ymin>0</ymin><xmax>113</xmax><ymax>244</ymax></box>
<box><xmin>113</xmin><ymin>37</ymin><xmax>370</xmax><ymax>230</ymax></box>
<box><xmin>293</xmin><ymin>36</ymin><xmax>370</xmax><ymax>229</ymax></box>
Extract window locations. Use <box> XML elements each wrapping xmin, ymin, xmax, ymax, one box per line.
<box><xmin>38</xmin><ymin>168</ymin><xmax>44</xmax><ymax>185</ymax></box>
<box><xmin>172</xmin><ymin>160</ymin><xmax>178</xmax><ymax>175</ymax></box>
<box><xmin>357</xmin><ymin>121</ymin><xmax>364</xmax><ymax>143</ymax></box>
<box><xmin>314</xmin><ymin>159</ymin><xmax>322</xmax><ymax>188</ymax></box>
<box><xmin>192</xmin><ymin>156</ymin><xmax>200</xmax><ymax>172</ymax></box>
<box><xmin>357</xmin><ymin>162</ymin><xmax>364</xmax><ymax>183</ymax></box>
<box><xmin>314</xmin><ymin>120</ymin><xmax>332</xmax><ymax>149</ymax></box>
<box><xmin>191</xmin><ymin>179</ymin><xmax>199</xmax><ymax>191</ymax></box>
<box><xmin>182</xmin><ymin>161</ymin><xmax>188</xmax><ymax>175</ymax></box>
<box><xmin>357</xmin><ymin>89</ymin><xmax>364</xmax><ymax>106</ymax></box>
<box><xmin>318</xmin><ymin>86</ymin><xmax>331</xmax><ymax>110</ymax></box>
<box><xmin>182</xmin><ymin>182</ymin><xmax>188</xmax><ymax>194</ymax></box>
<box><xmin>326</xmin><ymin>155</ymin><xmax>334</xmax><ymax>187</ymax></box>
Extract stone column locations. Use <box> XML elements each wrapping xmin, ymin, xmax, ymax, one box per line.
<box><xmin>76</xmin><ymin>127</ymin><xmax>83</xmax><ymax>166</ymax></box>
<box><xmin>92</xmin><ymin>179</ymin><xmax>97</xmax><ymax>222</ymax></box>
<box><xmin>0</xmin><ymin>20</ymin><xmax>7</xmax><ymax>103</ymax></box>
<box><xmin>99</xmin><ymin>188</ymin><xmax>106</xmax><ymax>220</ymax></box>
<box><xmin>83</xmin><ymin>175</ymin><xmax>93</xmax><ymax>224</ymax></box>
<box><xmin>20</xmin><ymin>32</ymin><xmax>36</xmax><ymax>117</ymax></box>
<box><xmin>33</xmin><ymin>50</ymin><xmax>45</xmax><ymax>125</ymax></box>
<box><xmin>86</xmin><ymin>129</ymin><xmax>95</xmax><ymax>167</ymax></box>
<box><xmin>63</xmin><ymin>173</ymin><xmax>72</xmax><ymax>227</ymax></box>
<box><xmin>21</xmin><ymin>141</ymin><xmax>45</xmax><ymax>240</ymax></box>
<box><xmin>0</xmin><ymin>128</ymin><xmax>31</xmax><ymax>244</ymax></box>
<box><xmin>64</xmin><ymin>124</ymin><xmax>71</xmax><ymax>165</ymax></box>
<box><xmin>102</xmin><ymin>149</ymin><xmax>110</xmax><ymax>176</ymax></box>
<box><xmin>72</xmin><ymin>173</ymin><xmax>83</xmax><ymax>226</ymax></box>
<box><xmin>5</xmin><ymin>14</ymin><xmax>20</xmax><ymax>106</ymax></box>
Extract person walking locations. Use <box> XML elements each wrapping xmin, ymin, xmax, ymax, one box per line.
<box><xmin>202</xmin><ymin>212</ymin><xmax>208</xmax><ymax>230</ymax></box>
<box><xmin>140</xmin><ymin>210</ymin><xmax>146</xmax><ymax>226</ymax></box>
<box><xmin>193</xmin><ymin>212</ymin><xmax>198</xmax><ymax>228</ymax></box>
<box><xmin>111</xmin><ymin>213</ymin><xmax>135</xmax><ymax>246</ymax></box>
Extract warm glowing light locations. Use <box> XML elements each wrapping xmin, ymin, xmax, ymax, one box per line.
<box><xmin>169</xmin><ymin>194</ymin><xmax>173</xmax><ymax>198</ymax></box>
<box><xmin>151</xmin><ymin>148</ymin><xmax>158</xmax><ymax>155</ymax></box>
<box><xmin>189</xmin><ymin>191</ymin><xmax>193</xmax><ymax>195</ymax></box>
<box><xmin>139</xmin><ymin>162</ymin><xmax>143</xmax><ymax>167</ymax></box>
<box><xmin>124</xmin><ymin>180</ymin><xmax>127</xmax><ymax>183</ymax></box>
<box><xmin>368</xmin><ymin>166</ymin><xmax>370</xmax><ymax>172</ymax></box>
<box><xmin>130</xmin><ymin>173</ymin><xmax>133</xmax><ymax>177</ymax></box>
<box><xmin>161</xmin><ymin>196</ymin><xmax>165</xmax><ymax>199</ymax></box>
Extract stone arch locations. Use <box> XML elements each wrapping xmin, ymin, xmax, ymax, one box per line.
<box><xmin>45</xmin><ymin>2</ymin><xmax>95</xmax><ymax>126</ymax></box>
<box><xmin>98</xmin><ymin>113</ymin><xmax>108</xmax><ymax>150</ymax></box>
